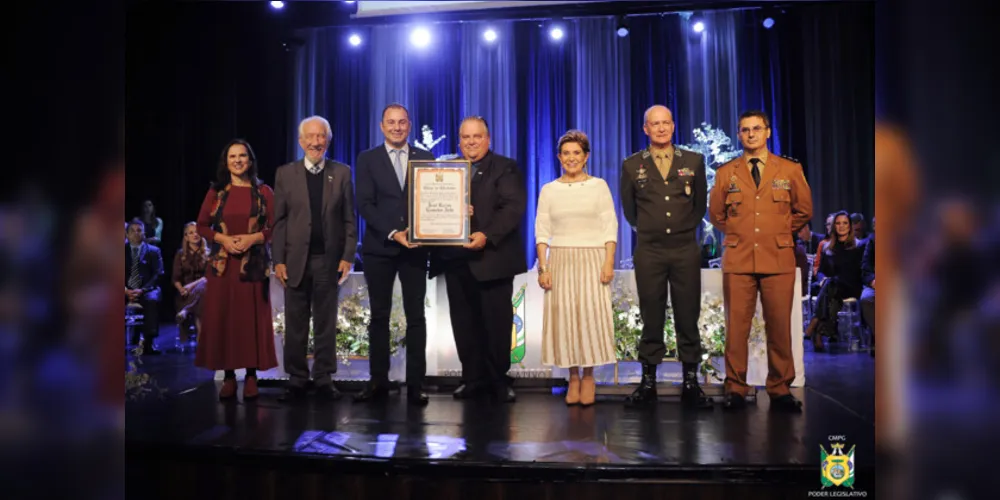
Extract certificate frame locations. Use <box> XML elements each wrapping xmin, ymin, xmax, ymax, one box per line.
<box><xmin>407</xmin><ymin>159</ymin><xmax>471</xmax><ymax>246</ymax></box>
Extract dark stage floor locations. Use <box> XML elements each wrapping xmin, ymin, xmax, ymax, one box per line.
<box><xmin>126</xmin><ymin>326</ymin><xmax>875</xmax><ymax>497</ymax></box>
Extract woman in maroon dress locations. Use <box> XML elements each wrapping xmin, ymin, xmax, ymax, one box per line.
<box><xmin>196</xmin><ymin>139</ymin><xmax>277</xmax><ymax>400</ymax></box>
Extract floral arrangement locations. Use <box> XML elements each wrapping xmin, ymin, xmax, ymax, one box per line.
<box><xmin>125</xmin><ymin>342</ymin><xmax>165</xmax><ymax>400</ymax></box>
<box><xmin>273</xmin><ymin>285</ymin><xmax>409</xmax><ymax>361</ymax></box>
<box><xmin>611</xmin><ymin>272</ymin><xmax>767</xmax><ymax>378</ymax></box>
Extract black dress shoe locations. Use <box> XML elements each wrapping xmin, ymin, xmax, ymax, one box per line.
<box><xmin>315</xmin><ymin>384</ymin><xmax>343</xmax><ymax>402</ymax></box>
<box><xmin>769</xmin><ymin>394</ymin><xmax>803</xmax><ymax>412</ymax></box>
<box><xmin>407</xmin><ymin>385</ymin><xmax>429</xmax><ymax>406</ymax></box>
<box><xmin>495</xmin><ymin>385</ymin><xmax>515</xmax><ymax>403</ymax></box>
<box><xmin>453</xmin><ymin>383</ymin><xmax>480</xmax><ymax>399</ymax></box>
<box><xmin>722</xmin><ymin>393</ymin><xmax>747</xmax><ymax>411</ymax></box>
<box><xmin>278</xmin><ymin>386</ymin><xmax>307</xmax><ymax>403</ymax></box>
<box><xmin>354</xmin><ymin>382</ymin><xmax>390</xmax><ymax>402</ymax></box>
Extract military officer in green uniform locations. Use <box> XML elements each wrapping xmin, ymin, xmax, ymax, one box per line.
<box><xmin>620</xmin><ymin>105</ymin><xmax>711</xmax><ymax>408</ymax></box>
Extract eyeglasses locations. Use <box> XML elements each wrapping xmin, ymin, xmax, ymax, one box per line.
<box><xmin>740</xmin><ymin>126</ymin><xmax>767</xmax><ymax>135</ymax></box>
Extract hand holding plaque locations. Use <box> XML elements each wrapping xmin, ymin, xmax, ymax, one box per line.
<box><xmin>408</xmin><ymin>160</ymin><xmax>471</xmax><ymax>245</ymax></box>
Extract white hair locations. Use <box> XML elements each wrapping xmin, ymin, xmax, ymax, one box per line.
<box><xmin>298</xmin><ymin>115</ymin><xmax>332</xmax><ymax>140</ymax></box>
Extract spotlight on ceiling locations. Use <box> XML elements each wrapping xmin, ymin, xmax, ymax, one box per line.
<box><xmin>763</xmin><ymin>17</ymin><xmax>775</xmax><ymax>29</ymax></box>
<box><xmin>410</xmin><ymin>27</ymin><xmax>431</xmax><ymax>48</ymax></box>
<box><xmin>549</xmin><ymin>26</ymin><xmax>564</xmax><ymax>40</ymax></box>
<box><xmin>692</xmin><ymin>19</ymin><xmax>705</xmax><ymax>33</ymax></box>
<box><xmin>616</xmin><ymin>16</ymin><xmax>629</xmax><ymax>37</ymax></box>
<box><xmin>349</xmin><ymin>34</ymin><xmax>362</xmax><ymax>46</ymax></box>
<box><xmin>270</xmin><ymin>1</ymin><xmax>284</xmax><ymax>9</ymax></box>
<box><xmin>483</xmin><ymin>28</ymin><xmax>497</xmax><ymax>42</ymax></box>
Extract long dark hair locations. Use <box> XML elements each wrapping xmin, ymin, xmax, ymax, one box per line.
<box><xmin>824</xmin><ymin>210</ymin><xmax>858</xmax><ymax>254</ymax></box>
<box><xmin>213</xmin><ymin>139</ymin><xmax>260</xmax><ymax>190</ymax></box>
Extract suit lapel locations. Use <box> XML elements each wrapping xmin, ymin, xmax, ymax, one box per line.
<box><xmin>667</xmin><ymin>148</ymin><xmax>688</xmax><ymax>181</ymax></box>
<box><xmin>757</xmin><ymin>155</ymin><xmax>780</xmax><ymax>194</ymax></box>
<box><xmin>321</xmin><ymin>158</ymin><xmax>335</xmax><ymax>215</ymax></box>
<box><xmin>471</xmin><ymin>153</ymin><xmax>492</xmax><ymax>185</ymax></box>
<box><xmin>733</xmin><ymin>157</ymin><xmax>756</xmax><ymax>193</ymax></box>
<box><xmin>404</xmin><ymin>146</ymin><xmax>422</xmax><ymax>193</ymax></box>
<box><xmin>292</xmin><ymin>160</ymin><xmax>309</xmax><ymax>212</ymax></box>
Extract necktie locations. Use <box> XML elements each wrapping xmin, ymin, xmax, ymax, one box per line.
<box><xmin>749</xmin><ymin>158</ymin><xmax>761</xmax><ymax>187</ymax></box>
<box><xmin>128</xmin><ymin>247</ymin><xmax>141</xmax><ymax>289</ymax></box>
<box><xmin>391</xmin><ymin>149</ymin><xmax>404</xmax><ymax>188</ymax></box>
<box><xmin>655</xmin><ymin>154</ymin><xmax>670</xmax><ymax>178</ymax></box>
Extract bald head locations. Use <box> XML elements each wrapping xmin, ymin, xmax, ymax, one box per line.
<box><xmin>642</xmin><ymin>105</ymin><xmax>675</xmax><ymax>149</ymax></box>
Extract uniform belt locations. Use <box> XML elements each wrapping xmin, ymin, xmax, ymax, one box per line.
<box><xmin>637</xmin><ymin>228</ymin><xmax>697</xmax><ymax>247</ymax></box>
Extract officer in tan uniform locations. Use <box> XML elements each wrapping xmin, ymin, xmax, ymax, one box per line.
<box><xmin>709</xmin><ymin>110</ymin><xmax>813</xmax><ymax>412</ymax></box>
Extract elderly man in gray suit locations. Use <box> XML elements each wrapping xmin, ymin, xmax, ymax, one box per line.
<box><xmin>273</xmin><ymin>115</ymin><xmax>358</xmax><ymax>402</ymax></box>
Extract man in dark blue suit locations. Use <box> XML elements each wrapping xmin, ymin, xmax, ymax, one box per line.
<box><xmin>429</xmin><ymin>116</ymin><xmax>527</xmax><ymax>403</ymax></box>
<box><xmin>125</xmin><ymin>218</ymin><xmax>164</xmax><ymax>355</ymax></box>
<box><xmin>354</xmin><ymin>104</ymin><xmax>435</xmax><ymax>405</ymax></box>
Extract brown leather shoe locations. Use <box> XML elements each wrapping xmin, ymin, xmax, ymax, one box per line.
<box><xmin>579</xmin><ymin>376</ymin><xmax>596</xmax><ymax>406</ymax></box>
<box><xmin>219</xmin><ymin>378</ymin><xmax>237</xmax><ymax>400</ymax></box>
<box><xmin>565</xmin><ymin>377</ymin><xmax>581</xmax><ymax>405</ymax></box>
<box><xmin>243</xmin><ymin>376</ymin><xmax>258</xmax><ymax>400</ymax></box>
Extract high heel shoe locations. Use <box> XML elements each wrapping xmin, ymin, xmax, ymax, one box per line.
<box><xmin>219</xmin><ymin>378</ymin><xmax>237</xmax><ymax>400</ymax></box>
<box><xmin>580</xmin><ymin>376</ymin><xmax>596</xmax><ymax>406</ymax></box>
<box><xmin>565</xmin><ymin>377</ymin><xmax>580</xmax><ymax>405</ymax></box>
<box><xmin>243</xmin><ymin>376</ymin><xmax>258</xmax><ymax>400</ymax></box>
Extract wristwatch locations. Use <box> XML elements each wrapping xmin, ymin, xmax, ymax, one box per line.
<box><xmin>538</xmin><ymin>265</ymin><xmax>549</xmax><ymax>273</ymax></box>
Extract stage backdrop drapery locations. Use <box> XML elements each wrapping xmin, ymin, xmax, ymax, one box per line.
<box><xmin>288</xmin><ymin>5</ymin><xmax>874</xmax><ymax>270</ymax></box>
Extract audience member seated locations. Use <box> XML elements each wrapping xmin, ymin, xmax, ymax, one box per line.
<box><xmin>807</xmin><ymin>211</ymin><xmax>865</xmax><ymax>351</ymax></box>
<box><xmin>173</xmin><ymin>221</ymin><xmax>209</xmax><ymax>343</ymax></box>
<box><xmin>860</xmin><ymin>216</ymin><xmax>875</xmax><ymax>356</ymax></box>
<box><xmin>139</xmin><ymin>199</ymin><xmax>164</xmax><ymax>246</ymax></box>
<box><xmin>126</xmin><ymin>218</ymin><xmax>164</xmax><ymax>354</ymax></box>
<box><xmin>811</xmin><ymin>213</ymin><xmax>837</xmax><ymax>294</ymax></box>
<box><xmin>796</xmin><ymin>222</ymin><xmax>825</xmax><ymax>255</ymax></box>
<box><xmin>851</xmin><ymin>212</ymin><xmax>869</xmax><ymax>243</ymax></box>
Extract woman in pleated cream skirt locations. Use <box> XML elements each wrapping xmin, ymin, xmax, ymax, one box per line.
<box><xmin>535</xmin><ymin>130</ymin><xmax>618</xmax><ymax>406</ymax></box>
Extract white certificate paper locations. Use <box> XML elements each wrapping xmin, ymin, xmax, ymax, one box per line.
<box><xmin>411</xmin><ymin>166</ymin><xmax>469</xmax><ymax>243</ymax></box>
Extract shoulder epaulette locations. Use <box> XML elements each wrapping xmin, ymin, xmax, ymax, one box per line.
<box><xmin>625</xmin><ymin>150</ymin><xmax>645</xmax><ymax>162</ymax></box>
<box><xmin>777</xmin><ymin>153</ymin><xmax>801</xmax><ymax>164</ymax></box>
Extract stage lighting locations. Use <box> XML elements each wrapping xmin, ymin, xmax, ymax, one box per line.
<box><xmin>410</xmin><ymin>27</ymin><xmax>431</xmax><ymax>48</ymax></box>
<box><xmin>270</xmin><ymin>1</ymin><xmax>284</xmax><ymax>9</ymax></box>
<box><xmin>616</xmin><ymin>16</ymin><xmax>629</xmax><ymax>37</ymax></box>
<box><xmin>763</xmin><ymin>17</ymin><xmax>775</xmax><ymax>29</ymax></box>
<box><xmin>483</xmin><ymin>28</ymin><xmax>497</xmax><ymax>42</ymax></box>
<box><xmin>692</xmin><ymin>20</ymin><xmax>705</xmax><ymax>33</ymax></box>
<box><xmin>349</xmin><ymin>34</ymin><xmax>362</xmax><ymax>46</ymax></box>
<box><xmin>549</xmin><ymin>26</ymin><xmax>564</xmax><ymax>40</ymax></box>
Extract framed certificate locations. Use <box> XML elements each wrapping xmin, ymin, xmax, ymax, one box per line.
<box><xmin>407</xmin><ymin>160</ymin><xmax>471</xmax><ymax>245</ymax></box>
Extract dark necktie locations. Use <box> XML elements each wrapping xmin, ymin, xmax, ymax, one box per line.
<box><xmin>128</xmin><ymin>247</ymin><xmax>141</xmax><ymax>289</ymax></box>
<box><xmin>749</xmin><ymin>158</ymin><xmax>761</xmax><ymax>187</ymax></box>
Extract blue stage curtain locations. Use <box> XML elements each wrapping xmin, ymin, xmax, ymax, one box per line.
<box><xmin>460</xmin><ymin>21</ymin><xmax>518</xmax><ymax>159</ymax></box>
<box><xmin>568</xmin><ymin>18</ymin><xmax>634</xmax><ymax>265</ymax></box>
<box><xmin>517</xmin><ymin>21</ymin><xmax>568</xmax><ymax>269</ymax></box>
<box><xmin>291</xmin><ymin>27</ymin><xmax>372</xmax><ymax>256</ymax></box>
<box><xmin>291</xmin><ymin>5</ymin><xmax>874</xmax><ymax>270</ymax></box>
